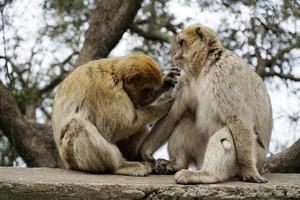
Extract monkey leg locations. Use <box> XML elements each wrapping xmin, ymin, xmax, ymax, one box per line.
<box><xmin>228</xmin><ymin>119</ymin><xmax>268</xmax><ymax>183</ymax></box>
<box><xmin>60</xmin><ymin>118</ymin><xmax>150</xmax><ymax>176</ymax></box>
<box><xmin>256</xmin><ymin>143</ymin><xmax>268</xmax><ymax>173</ymax></box>
<box><xmin>175</xmin><ymin>127</ymin><xmax>238</xmax><ymax>184</ymax></box>
<box><xmin>154</xmin><ymin>112</ymin><xmax>203</xmax><ymax>174</ymax></box>
<box><xmin>117</xmin><ymin>127</ymin><xmax>149</xmax><ymax>161</ymax></box>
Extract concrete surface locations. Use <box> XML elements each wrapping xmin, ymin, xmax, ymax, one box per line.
<box><xmin>0</xmin><ymin>167</ymin><xmax>299</xmax><ymax>199</ymax></box>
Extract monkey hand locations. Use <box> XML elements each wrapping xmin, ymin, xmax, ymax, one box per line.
<box><xmin>140</xmin><ymin>149</ymin><xmax>155</xmax><ymax>163</ymax></box>
<box><xmin>153</xmin><ymin>158</ymin><xmax>178</xmax><ymax>174</ymax></box>
<box><xmin>162</xmin><ymin>67</ymin><xmax>181</xmax><ymax>90</ymax></box>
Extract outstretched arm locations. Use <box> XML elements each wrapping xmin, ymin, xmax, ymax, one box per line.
<box><xmin>139</xmin><ymin>89</ymin><xmax>187</xmax><ymax>162</ymax></box>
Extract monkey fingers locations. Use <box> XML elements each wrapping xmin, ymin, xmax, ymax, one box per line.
<box><xmin>168</xmin><ymin>67</ymin><xmax>181</xmax><ymax>77</ymax></box>
<box><xmin>164</xmin><ymin>76</ymin><xmax>178</xmax><ymax>87</ymax></box>
<box><xmin>163</xmin><ymin>67</ymin><xmax>181</xmax><ymax>88</ymax></box>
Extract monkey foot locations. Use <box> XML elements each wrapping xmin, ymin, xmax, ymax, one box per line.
<box><xmin>153</xmin><ymin>159</ymin><xmax>178</xmax><ymax>175</ymax></box>
<box><xmin>115</xmin><ymin>162</ymin><xmax>151</xmax><ymax>177</ymax></box>
<box><xmin>174</xmin><ymin>169</ymin><xmax>195</xmax><ymax>184</ymax></box>
<box><xmin>240</xmin><ymin>175</ymin><xmax>268</xmax><ymax>183</ymax></box>
<box><xmin>174</xmin><ymin>169</ymin><xmax>220</xmax><ymax>184</ymax></box>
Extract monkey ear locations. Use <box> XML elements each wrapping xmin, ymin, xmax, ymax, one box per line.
<box><xmin>196</xmin><ymin>27</ymin><xmax>205</xmax><ymax>41</ymax></box>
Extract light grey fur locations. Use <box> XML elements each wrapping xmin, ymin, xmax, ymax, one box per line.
<box><xmin>140</xmin><ymin>24</ymin><xmax>272</xmax><ymax>184</ymax></box>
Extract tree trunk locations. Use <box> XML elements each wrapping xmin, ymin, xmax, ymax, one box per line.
<box><xmin>75</xmin><ymin>0</ymin><xmax>142</xmax><ymax>67</ymax></box>
<box><xmin>262</xmin><ymin>138</ymin><xmax>300</xmax><ymax>173</ymax></box>
<box><xmin>0</xmin><ymin>82</ymin><xmax>63</xmax><ymax>167</ymax></box>
<box><xmin>0</xmin><ymin>0</ymin><xmax>142</xmax><ymax>167</ymax></box>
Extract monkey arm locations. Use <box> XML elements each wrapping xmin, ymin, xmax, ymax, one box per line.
<box><xmin>131</xmin><ymin>105</ymin><xmax>169</xmax><ymax>132</ymax></box>
<box><xmin>153</xmin><ymin>67</ymin><xmax>181</xmax><ymax>99</ymax></box>
<box><xmin>139</xmin><ymin>92</ymin><xmax>187</xmax><ymax>162</ymax></box>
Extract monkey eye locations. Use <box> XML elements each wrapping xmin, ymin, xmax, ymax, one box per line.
<box><xmin>179</xmin><ymin>39</ymin><xmax>185</xmax><ymax>47</ymax></box>
<box><xmin>142</xmin><ymin>88</ymin><xmax>153</xmax><ymax>94</ymax></box>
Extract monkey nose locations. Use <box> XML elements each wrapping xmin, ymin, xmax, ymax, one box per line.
<box><xmin>173</xmin><ymin>51</ymin><xmax>184</xmax><ymax>60</ymax></box>
<box><xmin>174</xmin><ymin>54</ymin><xmax>183</xmax><ymax>60</ymax></box>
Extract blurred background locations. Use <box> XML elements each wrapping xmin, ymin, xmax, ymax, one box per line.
<box><xmin>0</xmin><ymin>0</ymin><xmax>299</xmax><ymax>167</ymax></box>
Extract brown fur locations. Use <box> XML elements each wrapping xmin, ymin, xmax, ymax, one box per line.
<box><xmin>52</xmin><ymin>53</ymin><xmax>175</xmax><ymax>176</ymax></box>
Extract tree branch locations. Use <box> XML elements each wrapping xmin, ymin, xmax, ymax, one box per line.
<box><xmin>265</xmin><ymin>38</ymin><xmax>300</xmax><ymax>68</ymax></box>
<box><xmin>39</xmin><ymin>51</ymin><xmax>79</xmax><ymax>95</ymax></box>
<box><xmin>262</xmin><ymin>138</ymin><xmax>300</xmax><ymax>173</ymax></box>
<box><xmin>263</xmin><ymin>69</ymin><xmax>300</xmax><ymax>82</ymax></box>
<box><xmin>0</xmin><ymin>55</ymin><xmax>14</xmax><ymax>67</ymax></box>
<box><xmin>250</xmin><ymin>18</ymin><xmax>266</xmax><ymax>77</ymax></box>
<box><xmin>130</xmin><ymin>24</ymin><xmax>170</xmax><ymax>43</ymax></box>
<box><xmin>0</xmin><ymin>7</ymin><xmax>11</xmax><ymax>81</ymax></box>
<box><xmin>39</xmin><ymin>75</ymin><xmax>66</xmax><ymax>95</ymax></box>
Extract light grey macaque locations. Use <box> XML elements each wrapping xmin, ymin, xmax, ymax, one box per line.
<box><xmin>140</xmin><ymin>24</ymin><xmax>273</xmax><ymax>184</ymax></box>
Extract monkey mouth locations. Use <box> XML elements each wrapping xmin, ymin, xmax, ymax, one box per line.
<box><xmin>174</xmin><ymin>56</ymin><xmax>184</xmax><ymax>61</ymax></box>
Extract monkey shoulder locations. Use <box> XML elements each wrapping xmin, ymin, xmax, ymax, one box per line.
<box><xmin>55</xmin><ymin>60</ymin><xmax>134</xmax><ymax>118</ymax></box>
<box><xmin>210</xmin><ymin>50</ymin><xmax>263</xmax><ymax>89</ymax></box>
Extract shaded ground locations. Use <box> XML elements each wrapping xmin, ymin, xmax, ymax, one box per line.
<box><xmin>0</xmin><ymin>167</ymin><xmax>299</xmax><ymax>199</ymax></box>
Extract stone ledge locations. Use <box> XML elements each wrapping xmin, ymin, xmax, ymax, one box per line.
<box><xmin>0</xmin><ymin>167</ymin><xmax>299</xmax><ymax>200</ymax></box>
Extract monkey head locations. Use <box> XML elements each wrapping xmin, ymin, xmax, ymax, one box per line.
<box><xmin>119</xmin><ymin>54</ymin><xmax>163</xmax><ymax>108</ymax></box>
<box><xmin>171</xmin><ymin>24</ymin><xmax>223</xmax><ymax>73</ymax></box>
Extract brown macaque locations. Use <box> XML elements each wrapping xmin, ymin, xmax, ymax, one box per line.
<box><xmin>52</xmin><ymin>53</ymin><xmax>179</xmax><ymax>176</ymax></box>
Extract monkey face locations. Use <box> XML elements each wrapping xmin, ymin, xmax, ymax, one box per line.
<box><xmin>137</xmin><ymin>87</ymin><xmax>157</xmax><ymax>107</ymax></box>
<box><xmin>124</xmin><ymin>78</ymin><xmax>160</xmax><ymax>108</ymax></box>
<box><xmin>119</xmin><ymin>53</ymin><xmax>163</xmax><ymax>108</ymax></box>
<box><xmin>171</xmin><ymin>24</ymin><xmax>216</xmax><ymax>72</ymax></box>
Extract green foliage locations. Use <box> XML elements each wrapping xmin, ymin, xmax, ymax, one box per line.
<box><xmin>10</xmin><ymin>87</ymin><xmax>39</xmax><ymax>114</ymax></box>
